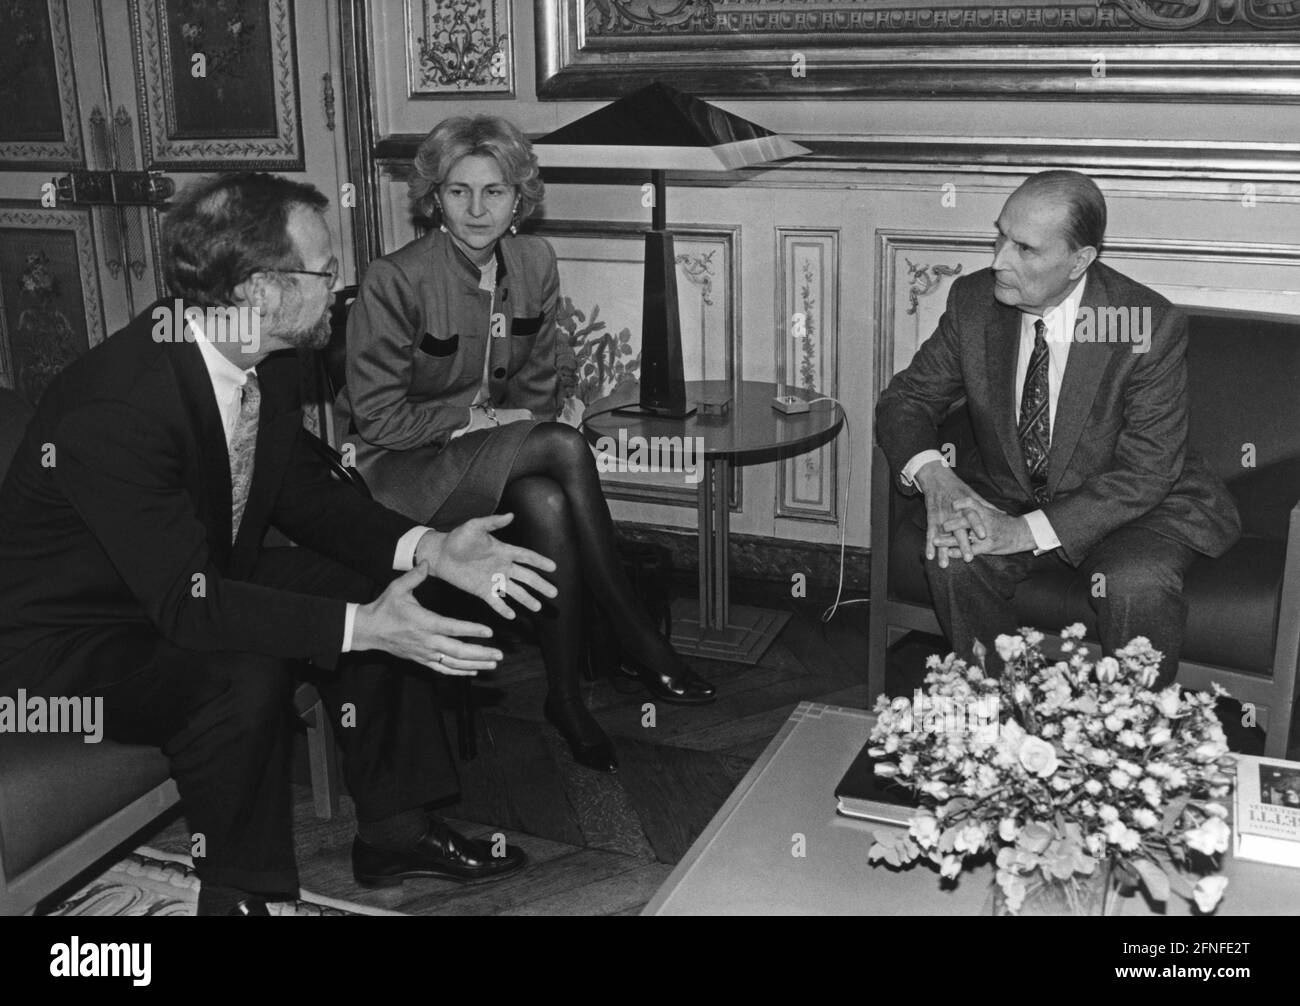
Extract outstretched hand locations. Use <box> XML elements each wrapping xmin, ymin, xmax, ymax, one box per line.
<box><xmin>352</xmin><ymin>563</ymin><xmax>503</xmax><ymax>676</ymax></box>
<box><xmin>417</xmin><ymin>513</ymin><xmax>558</xmax><ymax>619</ymax></box>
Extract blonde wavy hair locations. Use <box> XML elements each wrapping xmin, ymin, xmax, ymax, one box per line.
<box><xmin>409</xmin><ymin>115</ymin><xmax>544</xmax><ymax>226</ymax></box>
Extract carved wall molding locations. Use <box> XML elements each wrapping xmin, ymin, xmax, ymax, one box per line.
<box><xmin>539</xmin><ymin>0</ymin><xmax>1300</xmax><ymax>100</ymax></box>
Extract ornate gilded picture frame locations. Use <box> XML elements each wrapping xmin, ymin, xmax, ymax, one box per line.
<box><xmin>129</xmin><ymin>0</ymin><xmax>304</xmax><ymax>170</ymax></box>
<box><xmin>0</xmin><ymin>0</ymin><xmax>84</xmax><ymax>170</ymax></box>
<box><xmin>0</xmin><ymin>202</ymin><xmax>105</xmax><ymax>408</ymax></box>
<box><xmin>536</xmin><ymin>0</ymin><xmax>1300</xmax><ymax>101</ymax></box>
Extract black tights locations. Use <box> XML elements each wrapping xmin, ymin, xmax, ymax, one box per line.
<box><xmin>496</xmin><ymin>423</ymin><xmax>675</xmax><ymax>707</ymax></box>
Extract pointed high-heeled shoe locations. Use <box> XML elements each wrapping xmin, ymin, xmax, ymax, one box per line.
<box><xmin>543</xmin><ymin>697</ymin><xmax>618</xmax><ymax>773</ymax></box>
<box><xmin>622</xmin><ymin>653</ymin><xmax>717</xmax><ymax>706</ymax></box>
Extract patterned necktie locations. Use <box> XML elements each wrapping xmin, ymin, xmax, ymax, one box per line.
<box><xmin>229</xmin><ymin>371</ymin><xmax>260</xmax><ymax>542</ymax></box>
<box><xmin>1017</xmin><ymin>319</ymin><xmax>1051</xmax><ymax>504</ymax></box>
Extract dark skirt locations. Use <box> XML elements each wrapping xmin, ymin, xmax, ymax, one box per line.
<box><xmin>352</xmin><ymin>420</ymin><xmax>540</xmax><ymax>531</ymax></box>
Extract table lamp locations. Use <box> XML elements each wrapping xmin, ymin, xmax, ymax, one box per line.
<box><xmin>533</xmin><ymin>82</ymin><xmax>808</xmax><ymax>418</ymax></box>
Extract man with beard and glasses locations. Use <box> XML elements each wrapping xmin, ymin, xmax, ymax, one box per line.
<box><xmin>0</xmin><ymin>173</ymin><xmax>559</xmax><ymax>915</ymax></box>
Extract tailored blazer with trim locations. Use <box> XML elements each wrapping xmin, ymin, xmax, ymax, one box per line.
<box><xmin>342</xmin><ymin>229</ymin><xmax>561</xmax><ymax>522</ymax></box>
<box><xmin>875</xmin><ymin>262</ymin><xmax>1241</xmax><ymax>566</ymax></box>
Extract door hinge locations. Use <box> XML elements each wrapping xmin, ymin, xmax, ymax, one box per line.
<box><xmin>54</xmin><ymin>170</ymin><xmax>174</xmax><ymax>207</ymax></box>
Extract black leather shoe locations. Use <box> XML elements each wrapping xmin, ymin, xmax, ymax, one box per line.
<box><xmin>544</xmin><ymin>697</ymin><xmax>618</xmax><ymax>773</ymax></box>
<box><xmin>228</xmin><ymin>898</ymin><xmax>269</xmax><ymax>916</ymax></box>
<box><xmin>352</xmin><ymin>819</ymin><xmax>527</xmax><ymax>887</ymax></box>
<box><xmin>623</xmin><ymin>655</ymin><xmax>717</xmax><ymax>705</ymax></box>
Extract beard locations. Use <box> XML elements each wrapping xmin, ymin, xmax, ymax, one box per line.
<box><xmin>282</xmin><ymin>308</ymin><xmax>332</xmax><ymax>351</ymax></box>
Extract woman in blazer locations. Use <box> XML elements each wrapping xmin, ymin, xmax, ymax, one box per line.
<box><xmin>343</xmin><ymin>116</ymin><xmax>716</xmax><ymax>773</ymax></box>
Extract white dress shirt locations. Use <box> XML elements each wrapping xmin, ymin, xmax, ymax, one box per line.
<box><xmin>900</xmin><ymin>273</ymin><xmax>1088</xmax><ymax>553</ymax></box>
<box><xmin>190</xmin><ymin>318</ymin><xmax>429</xmax><ymax>650</ymax></box>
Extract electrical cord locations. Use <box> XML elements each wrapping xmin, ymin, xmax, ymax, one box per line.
<box><xmin>801</xmin><ymin>396</ymin><xmax>869</xmax><ymax>624</ymax></box>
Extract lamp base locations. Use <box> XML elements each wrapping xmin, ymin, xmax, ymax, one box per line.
<box><xmin>772</xmin><ymin>394</ymin><xmax>810</xmax><ymax>415</ymax></box>
<box><xmin>612</xmin><ymin>401</ymin><xmax>697</xmax><ymax>420</ymax></box>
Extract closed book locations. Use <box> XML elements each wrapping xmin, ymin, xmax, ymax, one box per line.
<box><xmin>1233</xmin><ymin>754</ymin><xmax>1300</xmax><ymax>868</ymax></box>
<box><xmin>834</xmin><ymin>741</ymin><xmax>919</xmax><ymax>826</ymax></box>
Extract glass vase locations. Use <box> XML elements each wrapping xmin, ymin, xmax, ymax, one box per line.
<box><xmin>989</xmin><ymin>861</ymin><xmax>1122</xmax><ymax>917</ymax></box>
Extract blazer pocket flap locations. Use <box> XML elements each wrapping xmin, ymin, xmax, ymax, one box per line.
<box><xmin>511</xmin><ymin>313</ymin><xmax>543</xmax><ymax>337</ymax></box>
<box><xmin>419</xmin><ymin>332</ymin><xmax>459</xmax><ymax>357</ymax></box>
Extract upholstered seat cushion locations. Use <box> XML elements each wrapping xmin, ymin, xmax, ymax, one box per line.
<box><xmin>888</xmin><ymin>505</ymin><xmax>1283</xmax><ymax>678</ymax></box>
<box><xmin>0</xmin><ymin>733</ymin><xmax>172</xmax><ymax>877</ymax></box>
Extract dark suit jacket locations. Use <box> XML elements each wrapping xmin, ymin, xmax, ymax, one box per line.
<box><xmin>0</xmin><ymin>301</ymin><xmax>416</xmax><ymax>685</ymax></box>
<box><xmin>340</xmin><ymin>229</ymin><xmax>560</xmax><ymax>522</ymax></box>
<box><xmin>875</xmin><ymin>262</ymin><xmax>1240</xmax><ymax>565</ymax></box>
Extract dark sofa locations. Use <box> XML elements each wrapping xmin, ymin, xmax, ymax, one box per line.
<box><xmin>869</xmin><ymin>307</ymin><xmax>1300</xmax><ymax>757</ymax></box>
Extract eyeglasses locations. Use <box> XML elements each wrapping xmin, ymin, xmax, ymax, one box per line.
<box><xmin>261</xmin><ymin>257</ymin><xmax>339</xmax><ymax>286</ymax></box>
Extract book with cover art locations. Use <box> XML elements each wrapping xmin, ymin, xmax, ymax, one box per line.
<box><xmin>1233</xmin><ymin>754</ymin><xmax>1300</xmax><ymax>868</ymax></box>
<box><xmin>834</xmin><ymin>742</ymin><xmax>919</xmax><ymax>826</ymax></box>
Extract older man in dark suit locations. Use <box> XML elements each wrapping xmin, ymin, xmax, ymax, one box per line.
<box><xmin>876</xmin><ymin>170</ymin><xmax>1240</xmax><ymax>684</ymax></box>
<box><xmin>0</xmin><ymin>173</ymin><xmax>557</xmax><ymax>914</ymax></box>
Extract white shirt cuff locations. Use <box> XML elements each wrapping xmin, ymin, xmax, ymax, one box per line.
<box><xmin>1024</xmin><ymin>509</ymin><xmax>1062</xmax><ymax>554</ymax></box>
<box><xmin>342</xmin><ymin>602</ymin><xmax>358</xmax><ymax>652</ymax></box>
<box><xmin>448</xmin><ymin>410</ymin><xmax>475</xmax><ymax>441</ymax></box>
<box><xmin>901</xmin><ymin>449</ymin><xmax>948</xmax><ymax>489</ymax></box>
<box><xmin>394</xmin><ymin>526</ymin><xmax>432</xmax><ymax>571</ymax></box>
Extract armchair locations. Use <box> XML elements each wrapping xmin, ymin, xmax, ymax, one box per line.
<box><xmin>869</xmin><ymin>308</ymin><xmax>1300</xmax><ymax>758</ymax></box>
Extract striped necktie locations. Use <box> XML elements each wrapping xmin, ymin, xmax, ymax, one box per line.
<box><xmin>229</xmin><ymin>371</ymin><xmax>260</xmax><ymax>542</ymax></box>
<box><xmin>1017</xmin><ymin>319</ymin><xmax>1051</xmax><ymax>504</ymax></box>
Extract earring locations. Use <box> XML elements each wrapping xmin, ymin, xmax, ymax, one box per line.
<box><xmin>509</xmin><ymin>202</ymin><xmax>520</xmax><ymax>235</ymax></box>
<box><xmin>509</xmin><ymin>220</ymin><xmax>518</xmax><ymax>235</ymax></box>
<box><xmin>440</xmin><ymin>223</ymin><xmax>449</xmax><ymax>233</ymax></box>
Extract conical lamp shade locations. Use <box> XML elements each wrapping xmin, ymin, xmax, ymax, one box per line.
<box><xmin>533</xmin><ymin>81</ymin><xmax>809</xmax><ymax>171</ymax></box>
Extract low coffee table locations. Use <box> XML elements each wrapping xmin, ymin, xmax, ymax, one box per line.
<box><xmin>644</xmin><ymin>702</ymin><xmax>1300</xmax><ymax>915</ymax></box>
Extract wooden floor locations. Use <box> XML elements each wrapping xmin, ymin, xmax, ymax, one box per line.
<box><xmin>137</xmin><ymin>576</ymin><xmax>897</xmax><ymax>916</ymax></box>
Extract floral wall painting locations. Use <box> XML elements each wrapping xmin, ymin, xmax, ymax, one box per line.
<box><xmin>0</xmin><ymin>0</ymin><xmax>83</xmax><ymax>169</ymax></box>
<box><xmin>130</xmin><ymin>0</ymin><xmax>304</xmax><ymax>169</ymax></box>
<box><xmin>535</xmin><ymin>220</ymin><xmax>738</xmax><ymax>507</ymax></box>
<box><xmin>0</xmin><ymin>206</ymin><xmax>104</xmax><ymax>409</ymax></box>
<box><xmin>776</xmin><ymin>229</ymin><xmax>839</xmax><ymax>522</ymax></box>
<box><xmin>406</xmin><ymin>0</ymin><xmax>514</xmax><ymax>97</ymax></box>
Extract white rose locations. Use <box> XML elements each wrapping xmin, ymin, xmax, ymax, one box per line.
<box><xmin>1148</xmin><ymin>727</ymin><xmax>1172</xmax><ymax>746</ymax></box>
<box><xmin>1157</xmin><ymin>687</ymin><xmax>1181</xmax><ymax>717</ymax></box>
<box><xmin>1104</xmin><ymin>714</ymin><xmax>1124</xmax><ymax>732</ymax></box>
<box><xmin>1192</xmin><ymin>875</ymin><xmax>1229</xmax><ymax>913</ymax></box>
<box><xmin>1109</xmin><ymin>768</ymin><xmax>1132</xmax><ymax>789</ymax></box>
<box><xmin>909</xmin><ymin>814</ymin><xmax>940</xmax><ymax>849</ymax></box>
<box><xmin>954</xmin><ymin>823</ymin><xmax>988</xmax><ymax>854</ymax></box>
<box><xmin>994</xmin><ymin>634</ymin><xmax>1026</xmax><ymax>662</ymax></box>
<box><xmin>998</xmin><ymin>818</ymin><xmax>1019</xmax><ymax>843</ymax></box>
<box><xmin>939</xmin><ymin>855</ymin><xmax>963</xmax><ymax>880</ymax></box>
<box><xmin>1084</xmin><ymin>779</ymin><xmax>1103</xmax><ymax>796</ymax></box>
<box><xmin>1099</xmin><ymin>805</ymin><xmax>1120</xmax><ymax>824</ymax></box>
<box><xmin>1184</xmin><ymin>817</ymin><xmax>1231</xmax><ymax>856</ymax></box>
<box><xmin>1095</xmin><ymin>656</ymin><xmax>1120</xmax><ymax>683</ymax></box>
<box><xmin>1018</xmin><ymin>737</ymin><xmax>1060</xmax><ymax>778</ymax></box>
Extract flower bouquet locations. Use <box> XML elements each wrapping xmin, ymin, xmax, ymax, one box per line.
<box><xmin>866</xmin><ymin>625</ymin><xmax>1235</xmax><ymax>915</ymax></box>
